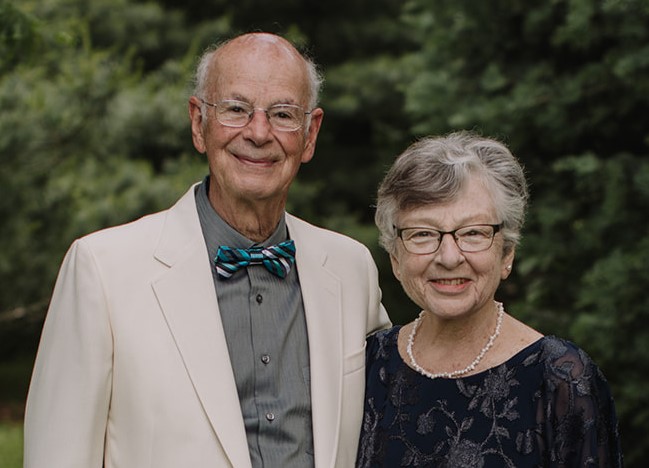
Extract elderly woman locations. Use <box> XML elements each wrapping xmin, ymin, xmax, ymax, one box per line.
<box><xmin>356</xmin><ymin>132</ymin><xmax>623</xmax><ymax>467</ymax></box>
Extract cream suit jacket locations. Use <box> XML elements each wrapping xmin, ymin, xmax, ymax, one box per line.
<box><xmin>24</xmin><ymin>185</ymin><xmax>390</xmax><ymax>468</ymax></box>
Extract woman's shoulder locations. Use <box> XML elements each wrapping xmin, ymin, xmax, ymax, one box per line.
<box><xmin>532</xmin><ymin>338</ymin><xmax>622</xmax><ymax>466</ymax></box>
<box><xmin>366</xmin><ymin>326</ymin><xmax>401</xmax><ymax>359</ymax></box>
<box><xmin>537</xmin><ymin>336</ymin><xmax>598</xmax><ymax>367</ymax></box>
<box><xmin>532</xmin><ymin>335</ymin><xmax>610</xmax><ymax>389</ymax></box>
<box><xmin>368</xmin><ymin>325</ymin><xmax>401</xmax><ymax>341</ymax></box>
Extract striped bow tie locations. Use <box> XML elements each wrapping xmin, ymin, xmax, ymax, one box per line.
<box><xmin>214</xmin><ymin>240</ymin><xmax>296</xmax><ymax>279</ymax></box>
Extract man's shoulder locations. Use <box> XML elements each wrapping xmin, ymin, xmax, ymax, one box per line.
<box><xmin>82</xmin><ymin>209</ymin><xmax>167</xmax><ymax>244</ymax></box>
<box><xmin>286</xmin><ymin>213</ymin><xmax>370</xmax><ymax>251</ymax></box>
<box><xmin>78</xmin><ymin>185</ymin><xmax>197</xmax><ymax>250</ymax></box>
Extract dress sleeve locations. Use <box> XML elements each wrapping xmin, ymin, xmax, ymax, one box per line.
<box><xmin>539</xmin><ymin>338</ymin><xmax>623</xmax><ymax>467</ymax></box>
<box><xmin>365</xmin><ymin>328</ymin><xmax>392</xmax><ymax>368</ymax></box>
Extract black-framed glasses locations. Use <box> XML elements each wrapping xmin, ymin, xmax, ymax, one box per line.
<box><xmin>199</xmin><ymin>98</ymin><xmax>312</xmax><ymax>132</ymax></box>
<box><xmin>396</xmin><ymin>224</ymin><xmax>502</xmax><ymax>254</ymax></box>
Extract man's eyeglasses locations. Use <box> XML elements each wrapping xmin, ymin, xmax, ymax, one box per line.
<box><xmin>395</xmin><ymin>224</ymin><xmax>502</xmax><ymax>254</ymax></box>
<box><xmin>199</xmin><ymin>99</ymin><xmax>311</xmax><ymax>132</ymax></box>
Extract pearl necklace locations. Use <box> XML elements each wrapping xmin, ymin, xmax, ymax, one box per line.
<box><xmin>406</xmin><ymin>301</ymin><xmax>504</xmax><ymax>379</ymax></box>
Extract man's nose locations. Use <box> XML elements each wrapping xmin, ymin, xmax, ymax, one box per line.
<box><xmin>243</xmin><ymin>109</ymin><xmax>273</xmax><ymax>143</ymax></box>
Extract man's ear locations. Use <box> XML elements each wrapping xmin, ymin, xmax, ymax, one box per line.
<box><xmin>300</xmin><ymin>107</ymin><xmax>324</xmax><ymax>163</ymax></box>
<box><xmin>189</xmin><ymin>96</ymin><xmax>207</xmax><ymax>154</ymax></box>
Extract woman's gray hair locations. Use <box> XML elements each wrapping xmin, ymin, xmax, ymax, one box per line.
<box><xmin>375</xmin><ymin>131</ymin><xmax>529</xmax><ymax>256</ymax></box>
<box><xmin>192</xmin><ymin>37</ymin><xmax>323</xmax><ymax>111</ymax></box>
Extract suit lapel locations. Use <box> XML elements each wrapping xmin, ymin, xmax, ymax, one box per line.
<box><xmin>149</xmin><ymin>198</ymin><xmax>345</xmax><ymax>467</ymax></box>
<box><xmin>287</xmin><ymin>215</ymin><xmax>343</xmax><ymax>468</ymax></box>
<box><xmin>152</xmin><ymin>187</ymin><xmax>251</xmax><ymax>468</ymax></box>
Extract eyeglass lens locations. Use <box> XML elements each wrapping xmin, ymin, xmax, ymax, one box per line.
<box><xmin>400</xmin><ymin>225</ymin><xmax>498</xmax><ymax>254</ymax></box>
<box><xmin>214</xmin><ymin>100</ymin><xmax>306</xmax><ymax>131</ymax></box>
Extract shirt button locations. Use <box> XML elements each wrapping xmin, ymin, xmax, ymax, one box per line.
<box><xmin>256</xmin><ymin>294</ymin><xmax>263</xmax><ymax>304</ymax></box>
<box><xmin>265</xmin><ymin>412</ymin><xmax>275</xmax><ymax>422</ymax></box>
<box><xmin>261</xmin><ymin>354</ymin><xmax>271</xmax><ymax>365</ymax></box>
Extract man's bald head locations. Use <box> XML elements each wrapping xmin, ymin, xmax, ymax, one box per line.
<box><xmin>193</xmin><ymin>33</ymin><xmax>323</xmax><ymax>110</ymax></box>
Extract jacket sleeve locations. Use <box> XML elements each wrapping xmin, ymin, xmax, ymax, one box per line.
<box><xmin>362</xmin><ymin>246</ymin><xmax>392</xmax><ymax>335</ymax></box>
<box><xmin>24</xmin><ymin>239</ymin><xmax>113</xmax><ymax>468</ymax></box>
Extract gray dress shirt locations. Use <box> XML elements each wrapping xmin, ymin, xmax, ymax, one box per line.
<box><xmin>195</xmin><ymin>179</ymin><xmax>314</xmax><ymax>467</ymax></box>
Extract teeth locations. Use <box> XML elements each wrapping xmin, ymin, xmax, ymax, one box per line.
<box><xmin>436</xmin><ymin>279</ymin><xmax>465</xmax><ymax>285</ymax></box>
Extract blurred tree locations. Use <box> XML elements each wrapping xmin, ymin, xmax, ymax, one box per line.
<box><xmin>0</xmin><ymin>0</ymin><xmax>39</xmax><ymax>73</ymax></box>
<box><xmin>0</xmin><ymin>0</ymin><xmax>207</xmax><ymax>355</ymax></box>
<box><xmin>2</xmin><ymin>0</ymin><xmax>648</xmax><ymax>462</ymax></box>
<box><xmin>400</xmin><ymin>0</ymin><xmax>649</xmax><ymax>462</ymax></box>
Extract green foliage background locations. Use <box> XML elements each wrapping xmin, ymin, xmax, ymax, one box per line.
<box><xmin>1</xmin><ymin>0</ymin><xmax>648</xmax><ymax>465</ymax></box>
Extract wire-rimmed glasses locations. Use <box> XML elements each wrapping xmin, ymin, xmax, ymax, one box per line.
<box><xmin>199</xmin><ymin>98</ymin><xmax>312</xmax><ymax>132</ymax></box>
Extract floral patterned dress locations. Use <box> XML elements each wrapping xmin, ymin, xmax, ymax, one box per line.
<box><xmin>356</xmin><ymin>327</ymin><xmax>623</xmax><ymax>467</ymax></box>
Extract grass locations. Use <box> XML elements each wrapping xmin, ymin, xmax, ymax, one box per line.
<box><xmin>0</xmin><ymin>355</ymin><xmax>32</xmax><ymax>468</ymax></box>
<box><xmin>0</xmin><ymin>422</ymin><xmax>22</xmax><ymax>468</ymax></box>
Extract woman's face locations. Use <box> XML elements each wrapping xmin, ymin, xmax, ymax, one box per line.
<box><xmin>390</xmin><ymin>176</ymin><xmax>514</xmax><ymax>321</ymax></box>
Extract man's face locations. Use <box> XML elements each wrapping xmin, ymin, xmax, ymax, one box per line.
<box><xmin>189</xmin><ymin>36</ymin><xmax>323</xmax><ymax>210</ymax></box>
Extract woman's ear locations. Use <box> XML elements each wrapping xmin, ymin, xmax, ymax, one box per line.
<box><xmin>501</xmin><ymin>249</ymin><xmax>515</xmax><ymax>280</ymax></box>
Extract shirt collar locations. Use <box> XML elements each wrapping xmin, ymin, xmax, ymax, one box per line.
<box><xmin>195</xmin><ymin>176</ymin><xmax>289</xmax><ymax>259</ymax></box>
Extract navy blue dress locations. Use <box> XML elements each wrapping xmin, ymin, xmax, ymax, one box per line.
<box><xmin>356</xmin><ymin>327</ymin><xmax>623</xmax><ymax>467</ymax></box>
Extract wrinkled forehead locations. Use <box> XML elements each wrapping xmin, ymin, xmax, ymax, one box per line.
<box><xmin>207</xmin><ymin>34</ymin><xmax>309</xmax><ymax>100</ymax></box>
<box><xmin>227</xmin><ymin>33</ymin><xmax>303</xmax><ymax>60</ymax></box>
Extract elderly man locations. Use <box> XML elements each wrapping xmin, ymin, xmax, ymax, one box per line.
<box><xmin>24</xmin><ymin>33</ymin><xmax>390</xmax><ymax>468</ymax></box>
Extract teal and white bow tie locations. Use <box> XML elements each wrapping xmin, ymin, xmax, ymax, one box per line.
<box><xmin>214</xmin><ymin>240</ymin><xmax>296</xmax><ymax>279</ymax></box>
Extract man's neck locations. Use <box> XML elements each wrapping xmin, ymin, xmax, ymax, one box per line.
<box><xmin>208</xmin><ymin>191</ymin><xmax>285</xmax><ymax>243</ymax></box>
